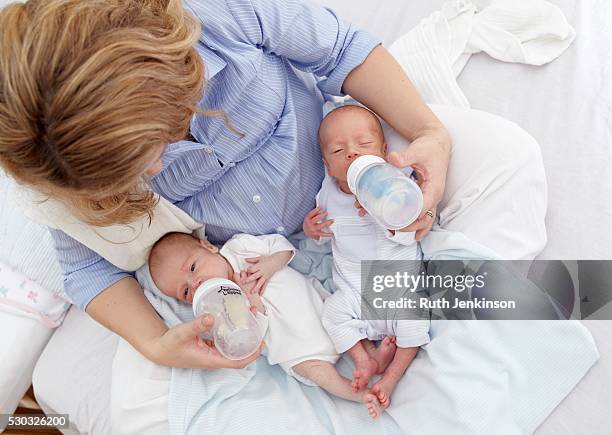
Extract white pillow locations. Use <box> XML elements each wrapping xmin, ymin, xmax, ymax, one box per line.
<box><xmin>0</xmin><ymin>312</ymin><xmax>53</xmax><ymax>429</ymax></box>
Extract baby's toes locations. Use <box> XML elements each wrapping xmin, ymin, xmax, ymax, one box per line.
<box><xmin>377</xmin><ymin>390</ymin><xmax>390</xmax><ymax>408</ymax></box>
<box><xmin>363</xmin><ymin>393</ymin><xmax>381</xmax><ymax>419</ymax></box>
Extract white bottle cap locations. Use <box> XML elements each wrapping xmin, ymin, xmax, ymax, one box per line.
<box><xmin>346</xmin><ymin>155</ymin><xmax>386</xmax><ymax>194</ymax></box>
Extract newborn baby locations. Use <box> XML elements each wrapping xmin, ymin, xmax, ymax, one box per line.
<box><xmin>149</xmin><ymin>232</ymin><xmax>388</xmax><ymax>417</ymax></box>
<box><xmin>304</xmin><ymin>105</ymin><xmax>430</xmax><ymax>413</ymax></box>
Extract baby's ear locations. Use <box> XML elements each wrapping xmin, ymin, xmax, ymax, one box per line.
<box><xmin>199</xmin><ymin>238</ymin><xmax>219</xmax><ymax>253</ymax></box>
<box><xmin>382</xmin><ymin>142</ymin><xmax>388</xmax><ymax>156</ymax></box>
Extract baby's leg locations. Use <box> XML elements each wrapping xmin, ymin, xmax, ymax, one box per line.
<box><xmin>371</xmin><ymin>347</ymin><xmax>419</xmax><ymax>410</ymax></box>
<box><xmin>293</xmin><ymin>360</ymin><xmax>383</xmax><ymax>419</ymax></box>
<box><xmin>348</xmin><ymin>340</ymin><xmax>379</xmax><ymax>392</ymax></box>
<box><xmin>362</xmin><ymin>337</ymin><xmax>397</xmax><ymax>373</ymax></box>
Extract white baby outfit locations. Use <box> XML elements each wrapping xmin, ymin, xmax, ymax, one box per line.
<box><xmin>317</xmin><ymin>176</ymin><xmax>430</xmax><ymax>353</ymax></box>
<box><xmin>219</xmin><ymin>233</ymin><xmax>339</xmax><ymax>383</ymax></box>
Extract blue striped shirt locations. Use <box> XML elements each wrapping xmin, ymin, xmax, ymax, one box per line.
<box><xmin>50</xmin><ymin>0</ymin><xmax>381</xmax><ymax>310</ymax></box>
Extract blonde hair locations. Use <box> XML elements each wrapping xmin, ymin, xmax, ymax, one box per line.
<box><xmin>0</xmin><ymin>0</ymin><xmax>210</xmax><ymax>226</ymax></box>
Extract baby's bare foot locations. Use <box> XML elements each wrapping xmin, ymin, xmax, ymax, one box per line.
<box><xmin>363</xmin><ymin>392</ymin><xmax>382</xmax><ymax>419</ymax></box>
<box><xmin>367</xmin><ymin>336</ymin><xmax>397</xmax><ymax>374</ymax></box>
<box><xmin>351</xmin><ymin>358</ymin><xmax>379</xmax><ymax>392</ymax></box>
<box><xmin>371</xmin><ymin>376</ymin><xmax>399</xmax><ymax>410</ymax></box>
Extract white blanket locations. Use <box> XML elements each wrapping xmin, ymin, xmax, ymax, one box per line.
<box><xmin>387</xmin><ymin>0</ymin><xmax>575</xmax><ymax>109</ymax></box>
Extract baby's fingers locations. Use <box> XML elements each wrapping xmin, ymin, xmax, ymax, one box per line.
<box><xmin>311</xmin><ymin>211</ymin><xmax>329</xmax><ymax>222</ymax></box>
<box><xmin>245</xmin><ymin>270</ymin><xmax>263</xmax><ymax>283</ymax></box>
<box><xmin>233</xmin><ymin>271</ymin><xmax>246</xmax><ymax>285</ymax></box>
<box><xmin>245</xmin><ymin>256</ymin><xmax>262</xmax><ymax>264</ymax></box>
<box><xmin>254</xmin><ymin>277</ymin><xmax>267</xmax><ymax>295</ymax></box>
<box><xmin>316</xmin><ymin>219</ymin><xmax>334</xmax><ymax>229</ymax></box>
<box><xmin>259</xmin><ymin>280</ymin><xmax>268</xmax><ymax>296</ymax></box>
<box><xmin>246</xmin><ymin>265</ymin><xmax>261</xmax><ymax>275</ymax></box>
<box><xmin>306</xmin><ymin>207</ymin><xmax>322</xmax><ymax>218</ymax></box>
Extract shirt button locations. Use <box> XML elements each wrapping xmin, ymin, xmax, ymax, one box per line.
<box><xmin>204</xmin><ymin>145</ymin><xmax>214</xmax><ymax>154</ymax></box>
<box><xmin>276</xmin><ymin>226</ymin><xmax>285</xmax><ymax>233</ymax></box>
<box><xmin>252</xmin><ymin>194</ymin><xmax>261</xmax><ymax>204</ymax></box>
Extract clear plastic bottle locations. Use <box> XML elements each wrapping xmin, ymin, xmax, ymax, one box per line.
<box><xmin>192</xmin><ymin>278</ymin><xmax>262</xmax><ymax>360</ymax></box>
<box><xmin>347</xmin><ymin>155</ymin><xmax>423</xmax><ymax>230</ymax></box>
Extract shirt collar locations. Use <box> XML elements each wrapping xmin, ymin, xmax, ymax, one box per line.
<box><xmin>194</xmin><ymin>42</ymin><xmax>226</xmax><ymax>81</ymax></box>
<box><xmin>158</xmin><ymin>140</ymin><xmax>206</xmax><ymax>172</ymax></box>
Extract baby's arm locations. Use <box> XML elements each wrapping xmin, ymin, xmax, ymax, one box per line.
<box><xmin>244</xmin><ymin>249</ymin><xmax>293</xmax><ymax>293</ymax></box>
<box><xmin>234</xmin><ymin>270</ymin><xmax>266</xmax><ymax>314</ymax></box>
<box><xmin>231</xmin><ymin>234</ymin><xmax>295</xmax><ymax>294</ymax></box>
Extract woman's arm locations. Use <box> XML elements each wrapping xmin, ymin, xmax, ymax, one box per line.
<box><xmin>85</xmin><ymin>277</ymin><xmax>166</xmax><ymax>361</ymax></box>
<box><xmin>343</xmin><ymin>46</ymin><xmax>449</xmax><ymax>146</ymax></box>
<box><xmin>343</xmin><ymin>45</ymin><xmax>452</xmax><ymax>240</ymax></box>
<box><xmin>86</xmin><ymin>277</ymin><xmax>260</xmax><ymax>369</ymax></box>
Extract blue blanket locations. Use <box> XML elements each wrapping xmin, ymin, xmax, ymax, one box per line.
<box><xmin>136</xmin><ymin>230</ymin><xmax>599</xmax><ymax>434</ymax></box>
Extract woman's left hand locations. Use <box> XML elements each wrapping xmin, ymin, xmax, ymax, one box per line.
<box><xmin>388</xmin><ymin>134</ymin><xmax>451</xmax><ymax>241</ymax></box>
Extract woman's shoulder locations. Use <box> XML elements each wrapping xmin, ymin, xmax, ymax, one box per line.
<box><xmin>182</xmin><ymin>0</ymin><xmax>256</xmax><ymax>46</ymax></box>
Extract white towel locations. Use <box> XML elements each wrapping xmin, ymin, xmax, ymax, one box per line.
<box><xmin>388</xmin><ymin>0</ymin><xmax>576</xmax><ymax>108</ymax></box>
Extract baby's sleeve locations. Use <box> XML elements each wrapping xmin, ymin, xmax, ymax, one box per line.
<box><xmin>256</xmin><ymin>234</ymin><xmax>296</xmax><ymax>262</ymax></box>
<box><xmin>386</xmin><ymin>229</ymin><xmax>417</xmax><ymax>247</ymax></box>
<box><xmin>223</xmin><ymin>233</ymin><xmax>295</xmax><ymax>262</ymax></box>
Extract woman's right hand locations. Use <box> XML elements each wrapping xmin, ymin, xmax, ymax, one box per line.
<box><xmin>148</xmin><ymin>314</ymin><xmax>263</xmax><ymax>369</ymax></box>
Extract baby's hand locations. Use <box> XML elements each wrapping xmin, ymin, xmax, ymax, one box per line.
<box><xmin>234</xmin><ymin>271</ymin><xmax>265</xmax><ymax>314</ymax></box>
<box><xmin>303</xmin><ymin>207</ymin><xmax>334</xmax><ymax>240</ymax></box>
<box><xmin>354</xmin><ymin>199</ymin><xmax>367</xmax><ymax>217</ymax></box>
<box><xmin>244</xmin><ymin>251</ymin><xmax>292</xmax><ymax>295</ymax></box>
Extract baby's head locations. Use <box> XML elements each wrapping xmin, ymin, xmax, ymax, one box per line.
<box><xmin>319</xmin><ymin>105</ymin><xmax>387</xmax><ymax>186</ymax></box>
<box><xmin>149</xmin><ymin>232</ymin><xmax>232</xmax><ymax>303</ymax></box>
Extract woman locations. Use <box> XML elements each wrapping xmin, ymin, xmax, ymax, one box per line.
<box><xmin>0</xmin><ymin>0</ymin><xmax>449</xmax><ymax>370</ymax></box>
<box><xmin>0</xmin><ymin>0</ymin><xmax>453</xmax><ymax>431</ymax></box>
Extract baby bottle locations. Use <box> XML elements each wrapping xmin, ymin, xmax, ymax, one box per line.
<box><xmin>347</xmin><ymin>155</ymin><xmax>423</xmax><ymax>230</ymax></box>
<box><xmin>192</xmin><ymin>278</ymin><xmax>262</xmax><ymax>360</ymax></box>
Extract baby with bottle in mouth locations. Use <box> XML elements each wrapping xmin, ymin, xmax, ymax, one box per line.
<box><xmin>149</xmin><ymin>231</ymin><xmax>389</xmax><ymax>417</ymax></box>
<box><xmin>304</xmin><ymin>104</ymin><xmax>430</xmax><ymax>412</ymax></box>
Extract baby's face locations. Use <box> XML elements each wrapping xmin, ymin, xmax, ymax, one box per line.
<box><xmin>319</xmin><ymin>107</ymin><xmax>386</xmax><ymax>185</ymax></box>
<box><xmin>149</xmin><ymin>235</ymin><xmax>232</xmax><ymax>303</ymax></box>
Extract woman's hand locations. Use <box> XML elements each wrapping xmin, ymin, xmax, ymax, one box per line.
<box><xmin>148</xmin><ymin>314</ymin><xmax>262</xmax><ymax>369</ymax></box>
<box><xmin>388</xmin><ymin>134</ymin><xmax>450</xmax><ymax>240</ymax></box>
<box><xmin>342</xmin><ymin>45</ymin><xmax>452</xmax><ymax>241</ymax></box>
<box><xmin>303</xmin><ymin>207</ymin><xmax>334</xmax><ymax>241</ymax></box>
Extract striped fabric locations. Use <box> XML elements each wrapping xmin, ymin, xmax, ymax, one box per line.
<box><xmin>49</xmin><ymin>0</ymin><xmax>381</xmax><ymax>310</ymax></box>
<box><xmin>314</xmin><ymin>175</ymin><xmax>429</xmax><ymax>352</ymax></box>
